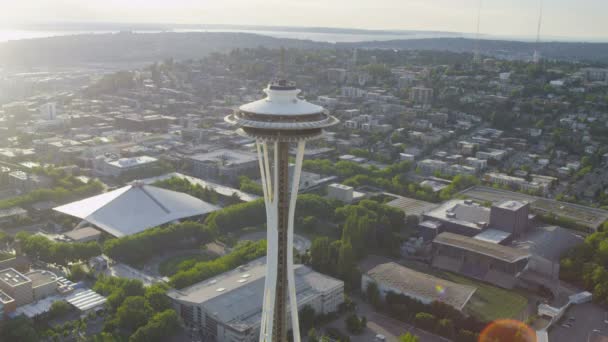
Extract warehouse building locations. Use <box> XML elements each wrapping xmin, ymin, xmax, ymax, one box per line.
<box><xmin>362</xmin><ymin>262</ymin><xmax>476</xmax><ymax>311</ymax></box>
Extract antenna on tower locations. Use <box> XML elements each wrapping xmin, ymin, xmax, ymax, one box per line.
<box><xmin>533</xmin><ymin>0</ymin><xmax>544</xmax><ymax>63</ymax></box>
<box><xmin>279</xmin><ymin>46</ymin><xmax>286</xmax><ymax>80</ymax></box>
<box><xmin>473</xmin><ymin>0</ymin><xmax>483</xmax><ymax>63</ymax></box>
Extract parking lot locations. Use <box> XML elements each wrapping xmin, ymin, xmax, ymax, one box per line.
<box><xmin>549</xmin><ymin>303</ymin><xmax>608</xmax><ymax>342</ymax></box>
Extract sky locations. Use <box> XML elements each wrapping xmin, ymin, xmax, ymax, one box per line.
<box><xmin>1</xmin><ymin>0</ymin><xmax>607</xmax><ymax>40</ymax></box>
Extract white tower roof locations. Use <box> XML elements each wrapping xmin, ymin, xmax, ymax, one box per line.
<box><xmin>239</xmin><ymin>87</ymin><xmax>323</xmax><ymax>116</ymax></box>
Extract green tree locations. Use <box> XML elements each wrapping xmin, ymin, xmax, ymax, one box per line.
<box><xmin>414</xmin><ymin>312</ymin><xmax>436</xmax><ymax>331</ymax></box>
<box><xmin>145</xmin><ymin>284</ymin><xmax>172</xmax><ymax>312</ymax></box>
<box><xmin>366</xmin><ymin>281</ymin><xmax>381</xmax><ymax>308</ymax></box>
<box><xmin>310</xmin><ymin>237</ymin><xmax>331</xmax><ymax>273</ymax></box>
<box><xmin>337</xmin><ymin>241</ymin><xmax>355</xmax><ymax>280</ymax></box>
<box><xmin>129</xmin><ymin>309</ymin><xmax>180</xmax><ymax>342</ymax></box>
<box><xmin>399</xmin><ymin>333</ymin><xmax>420</xmax><ymax>342</ymax></box>
<box><xmin>435</xmin><ymin>318</ymin><xmax>455</xmax><ymax>338</ymax></box>
<box><xmin>115</xmin><ymin>296</ymin><xmax>153</xmax><ymax>332</ymax></box>
<box><xmin>0</xmin><ymin>316</ymin><xmax>39</xmax><ymax>342</ymax></box>
<box><xmin>299</xmin><ymin>305</ymin><xmax>316</xmax><ymax>332</ymax></box>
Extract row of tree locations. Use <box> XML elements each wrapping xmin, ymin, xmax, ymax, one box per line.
<box><xmin>16</xmin><ymin>232</ymin><xmax>101</xmax><ymax>266</ymax></box>
<box><xmin>154</xmin><ymin>176</ymin><xmax>222</xmax><ymax>204</ymax></box>
<box><xmin>103</xmin><ymin>221</ymin><xmax>214</xmax><ymax>265</ymax></box>
<box><xmin>170</xmin><ymin>240</ymin><xmax>267</xmax><ymax>289</ymax></box>
<box><xmin>560</xmin><ymin>229</ymin><xmax>608</xmax><ymax>303</ymax></box>
<box><xmin>0</xmin><ymin>178</ymin><xmax>104</xmax><ymax>210</ymax></box>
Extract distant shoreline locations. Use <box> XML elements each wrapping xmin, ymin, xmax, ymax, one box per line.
<box><xmin>1</xmin><ymin>24</ymin><xmax>607</xmax><ymax>44</ymax></box>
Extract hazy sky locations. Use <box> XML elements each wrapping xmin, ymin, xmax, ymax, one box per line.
<box><xmin>2</xmin><ymin>0</ymin><xmax>608</xmax><ymax>39</ymax></box>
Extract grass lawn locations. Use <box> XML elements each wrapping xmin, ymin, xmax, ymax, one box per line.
<box><xmin>442</xmin><ymin>272</ymin><xmax>528</xmax><ymax>322</ymax></box>
<box><xmin>400</xmin><ymin>260</ymin><xmax>528</xmax><ymax>322</ymax></box>
<box><xmin>159</xmin><ymin>253</ymin><xmax>212</xmax><ymax>277</ymax></box>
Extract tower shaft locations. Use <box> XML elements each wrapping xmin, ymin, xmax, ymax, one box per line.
<box><xmin>273</xmin><ymin>141</ymin><xmax>290</xmax><ymax>342</ymax></box>
<box><xmin>257</xmin><ymin>140</ymin><xmax>306</xmax><ymax>342</ymax></box>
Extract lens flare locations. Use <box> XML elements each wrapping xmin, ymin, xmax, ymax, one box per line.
<box><xmin>479</xmin><ymin>319</ymin><xmax>536</xmax><ymax>342</ymax></box>
<box><xmin>435</xmin><ymin>285</ymin><xmax>446</xmax><ymax>296</ymax></box>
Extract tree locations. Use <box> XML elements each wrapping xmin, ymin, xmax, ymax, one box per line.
<box><xmin>345</xmin><ymin>314</ymin><xmax>366</xmax><ymax>334</ymax></box>
<box><xmin>129</xmin><ymin>309</ymin><xmax>180</xmax><ymax>342</ymax></box>
<box><xmin>68</xmin><ymin>264</ymin><xmax>87</xmax><ymax>282</ymax></box>
<box><xmin>337</xmin><ymin>241</ymin><xmax>355</xmax><ymax>280</ymax></box>
<box><xmin>0</xmin><ymin>316</ymin><xmax>39</xmax><ymax>342</ymax></box>
<box><xmin>299</xmin><ymin>305</ymin><xmax>316</xmax><ymax>332</ymax></box>
<box><xmin>435</xmin><ymin>318</ymin><xmax>455</xmax><ymax>339</ymax></box>
<box><xmin>455</xmin><ymin>329</ymin><xmax>478</xmax><ymax>342</ymax></box>
<box><xmin>310</xmin><ymin>237</ymin><xmax>331</xmax><ymax>273</ymax></box>
<box><xmin>49</xmin><ymin>300</ymin><xmax>72</xmax><ymax>319</ymax></box>
<box><xmin>145</xmin><ymin>284</ymin><xmax>172</xmax><ymax>312</ymax></box>
<box><xmin>307</xmin><ymin>328</ymin><xmax>319</xmax><ymax>342</ymax></box>
<box><xmin>115</xmin><ymin>296</ymin><xmax>153</xmax><ymax>332</ymax></box>
<box><xmin>366</xmin><ymin>281</ymin><xmax>381</xmax><ymax>308</ymax></box>
<box><xmin>399</xmin><ymin>333</ymin><xmax>420</xmax><ymax>342</ymax></box>
<box><xmin>414</xmin><ymin>312</ymin><xmax>436</xmax><ymax>331</ymax></box>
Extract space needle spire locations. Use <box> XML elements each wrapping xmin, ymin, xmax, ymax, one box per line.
<box><xmin>533</xmin><ymin>0</ymin><xmax>544</xmax><ymax>63</ymax></box>
<box><xmin>225</xmin><ymin>59</ymin><xmax>338</xmax><ymax>341</ymax></box>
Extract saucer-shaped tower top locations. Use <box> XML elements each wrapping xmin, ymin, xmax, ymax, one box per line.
<box><xmin>225</xmin><ymin>80</ymin><xmax>339</xmax><ymax>141</ymax></box>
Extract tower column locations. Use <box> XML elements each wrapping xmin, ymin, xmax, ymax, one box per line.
<box><xmin>272</xmin><ymin>141</ymin><xmax>290</xmax><ymax>342</ymax></box>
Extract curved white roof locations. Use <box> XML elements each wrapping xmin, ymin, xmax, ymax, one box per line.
<box><xmin>54</xmin><ymin>184</ymin><xmax>220</xmax><ymax>237</ymax></box>
<box><xmin>239</xmin><ymin>87</ymin><xmax>324</xmax><ymax>116</ymax></box>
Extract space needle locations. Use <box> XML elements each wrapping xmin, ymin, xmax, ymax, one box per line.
<box><xmin>225</xmin><ymin>76</ymin><xmax>338</xmax><ymax>341</ymax></box>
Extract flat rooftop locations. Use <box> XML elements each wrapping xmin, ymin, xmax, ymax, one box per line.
<box><xmin>168</xmin><ymin>258</ymin><xmax>343</xmax><ymax>332</ymax></box>
<box><xmin>0</xmin><ymin>268</ymin><xmax>31</xmax><ymax>286</ymax></box>
<box><xmin>474</xmin><ymin>228</ymin><xmax>512</xmax><ymax>244</ymax></box>
<box><xmin>424</xmin><ymin>200</ymin><xmax>490</xmax><ymax>231</ymax></box>
<box><xmin>64</xmin><ymin>227</ymin><xmax>101</xmax><ymax>241</ymax></box>
<box><xmin>189</xmin><ymin>149</ymin><xmax>257</xmax><ymax>166</ymax></box>
<box><xmin>106</xmin><ymin>156</ymin><xmax>158</xmax><ymax>168</ymax></box>
<box><xmin>434</xmin><ymin>232</ymin><xmax>530</xmax><ymax>263</ymax></box>
<box><xmin>386</xmin><ymin>194</ymin><xmax>438</xmax><ymax>217</ymax></box>
<box><xmin>24</xmin><ymin>270</ymin><xmax>57</xmax><ymax>287</ymax></box>
<box><xmin>366</xmin><ymin>262</ymin><xmax>476</xmax><ymax>311</ymax></box>
<box><xmin>495</xmin><ymin>200</ymin><xmax>528</xmax><ymax>211</ymax></box>
<box><xmin>0</xmin><ymin>289</ymin><xmax>14</xmax><ymax>304</ymax></box>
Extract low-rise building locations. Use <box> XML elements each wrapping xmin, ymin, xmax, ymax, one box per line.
<box><xmin>93</xmin><ymin>155</ymin><xmax>159</xmax><ymax>178</ymax></box>
<box><xmin>327</xmin><ymin>183</ymin><xmax>354</xmax><ymax>203</ymax></box>
<box><xmin>484</xmin><ymin>172</ymin><xmax>548</xmax><ymax>195</ymax></box>
<box><xmin>362</xmin><ymin>262</ymin><xmax>476</xmax><ymax>311</ymax></box>
<box><xmin>189</xmin><ymin>149</ymin><xmax>258</xmax><ymax>183</ymax></box>
<box><xmin>0</xmin><ymin>268</ymin><xmax>33</xmax><ymax>306</ymax></box>
<box><xmin>63</xmin><ymin>227</ymin><xmax>102</xmax><ymax>243</ymax></box>
<box><xmin>168</xmin><ymin>258</ymin><xmax>343</xmax><ymax>342</ymax></box>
